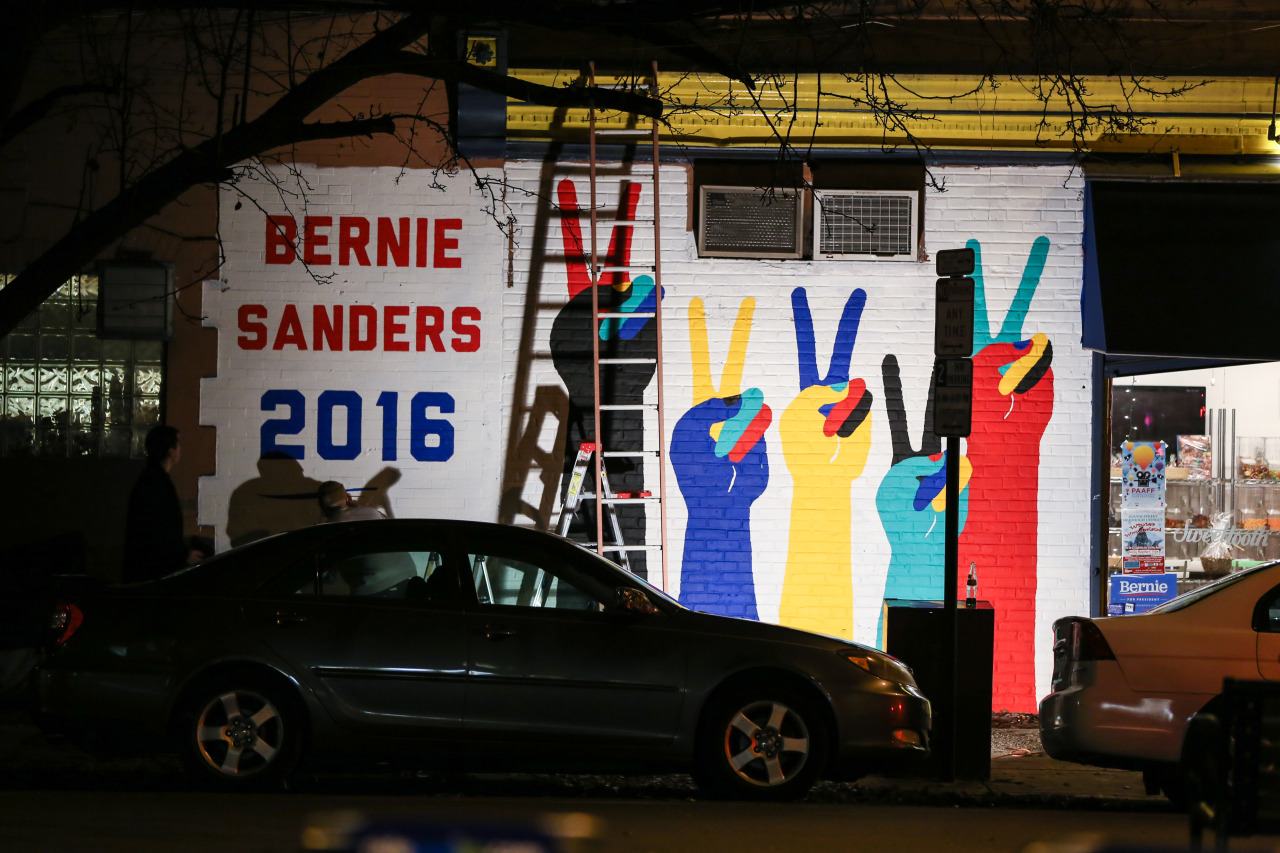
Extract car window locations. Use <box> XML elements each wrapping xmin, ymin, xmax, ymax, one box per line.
<box><xmin>1152</xmin><ymin>561</ymin><xmax>1280</xmax><ymax>614</ymax></box>
<box><xmin>565</xmin><ymin>540</ymin><xmax>681</xmax><ymax>608</ymax></box>
<box><xmin>1256</xmin><ymin>585</ymin><xmax>1280</xmax><ymax>632</ymax></box>
<box><xmin>318</xmin><ymin>550</ymin><xmax>446</xmax><ymax>599</ymax></box>
<box><xmin>470</xmin><ymin>551</ymin><xmax>603</xmax><ymax>611</ymax></box>
<box><xmin>157</xmin><ymin>526</ymin><xmax>342</xmax><ymax>595</ymax></box>
<box><xmin>265</xmin><ymin>546</ymin><xmax>457</xmax><ymax>603</ymax></box>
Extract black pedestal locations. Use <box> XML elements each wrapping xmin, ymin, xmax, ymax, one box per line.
<box><xmin>883</xmin><ymin>599</ymin><xmax>994</xmax><ymax>780</ymax></box>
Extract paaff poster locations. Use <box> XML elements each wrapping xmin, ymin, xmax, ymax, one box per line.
<box><xmin>1120</xmin><ymin>440</ymin><xmax>1166</xmax><ymax>509</ymax></box>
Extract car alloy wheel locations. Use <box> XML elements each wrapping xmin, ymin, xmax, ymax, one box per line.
<box><xmin>194</xmin><ymin>688</ymin><xmax>284</xmax><ymax>778</ymax></box>
<box><xmin>724</xmin><ymin>699</ymin><xmax>811</xmax><ymax>786</ymax></box>
<box><xmin>697</xmin><ymin>687</ymin><xmax>828</xmax><ymax>801</ymax></box>
<box><xmin>180</xmin><ymin>672</ymin><xmax>303</xmax><ymax>790</ymax></box>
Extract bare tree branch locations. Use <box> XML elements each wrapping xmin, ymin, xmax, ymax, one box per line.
<box><xmin>2</xmin><ymin>0</ymin><xmax>1269</xmax><ymax>337</ymax></box>
<box><xmin>0</xmin><ymin>83</ymin><xmax>121</xmax><ymax>149</ymax></box>
<box><xmin>0</xmin><ymin>8</ymin><xmax>664</xmax><ymax>334</ymax></box>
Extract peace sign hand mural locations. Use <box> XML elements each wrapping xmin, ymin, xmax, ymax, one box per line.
<box><xmin>957</xmin><ymin>236</ymin><xmax>1055</xmax><ymax>711</ymax></box>
<box><xmin>672</xmin><ymin>298</ymin><xmax>771</xmax><ymax>618</ymax></box>
<box><xmin>778</xmin><ymin>287</ymin><xmax>872</xmax><ymax>640</ymax></box>
<box><xmin>875</xmin><ymin>355</ymin><xmax>971</xmax><ymax>646</ymax></box>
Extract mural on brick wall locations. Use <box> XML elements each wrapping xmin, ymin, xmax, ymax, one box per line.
<box><xmin>671</xmin><ymin>297</ymin><xmax>771</xmax><ymax>618</ymax></box>
<box><xmin>875</xmin><ymin>355</ymin><xmax>971</xmax><ymax>647</ymax></box>
<box><xmin>201</xmin><ymin>164</ymin><xmax>1086</xmax><ymax>711</ymax></box>
<box><xmin>958</xmin><ymin>236</ymin><xmax>1055</xmax><ymax>712</ymax></box>
<box><xmin>200</xmin><ymin>167</ymin><xmax>506</xmax><ymax>552</ymax></box>
<box><xmin>777</xmin><ymin>288</ymin><xmax>874</xmax><ymax>637</ymax></box>
<box><xmin>525</xmin><ymin>172</ymin><xmax>1081</xmax><ymax>711</ymax></box>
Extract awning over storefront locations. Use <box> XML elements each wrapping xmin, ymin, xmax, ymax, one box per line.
<box><xmin>1082</xmin><ymin>180</ymin><xmax>1280</xmax><ymax>369</ymax></box>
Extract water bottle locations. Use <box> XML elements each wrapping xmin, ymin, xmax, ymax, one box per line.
<box><xmin>966</xmin><ymin>562</ymin><xmax>977</xmax><ymax>608</ymax></box>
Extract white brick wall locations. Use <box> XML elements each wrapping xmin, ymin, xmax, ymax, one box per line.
<box><xmin>504</xmin><ymin>161</ymin><xmax>1091</xmax><ymax>709</ymax></box>
<box><xmin>201</xmin><ymin>159</ymin><xmax>1093</xmax><ymax>711</ymax></box>
<box><xmin>201</xmin><ymin>166</ymin><xmax>506</xmax><ymax>550</ymax></box>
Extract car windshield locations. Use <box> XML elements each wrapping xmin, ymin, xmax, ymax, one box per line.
<box><xmin>566</xmin><ymin>540</ymin><xmax>682</xmax><ymax>608</ymax></box>
<box><xmin>1150</xmin><ymin>561</ymin><xmax>1280</xmax><ymax>613</ymax></box>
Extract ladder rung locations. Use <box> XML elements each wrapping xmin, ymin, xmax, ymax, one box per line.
<box><xmin>595</xmin><ymin>128</ymin><xmax>653</xmax><ymax>137</ymax></box>
<box><xmin>602</xmin><ymin>451</ymin><xmax>660</xmax><ymax>458</ymax></box>
<box><xmin>593</xmin><ymin>544</ymin><xmax>663</xmax><ymax>552</ymax></box>
<box><xmin>597</xmin><ymin>312</ymin><xmax>656</xmax><ymax>319</ymax></box>
<box><xmin>596</xmin><ymin>265</ymin><xmax>655</xmax><ymax>273</ymax></box>
<box><xmin>602</xmin><ymin>219</ymin><xmax>655</xmax><ymax>225</ymax></box>
<box><xmin>603</xmin><ymin>497</ymin><xmax>660</xmax><ymax>505</ymax></box>
<box><xmin>599</xmin><ymin>357</ymin><xmax>656</xmax><ymax>365</ymax></box>
<box><xmin>599</xmin><ymin>403</ymin><xmax>654</xmax><ymax>411</ymax></box>
<box><xmin>578</xmin><ymin>489</ymin><xmax>660</xmax><ymax>502</ymax></box>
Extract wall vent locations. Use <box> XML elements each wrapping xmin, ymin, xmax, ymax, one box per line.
<box><xmin>97</xmin><ymin>261</ymin><xmax>174</xmax><ymax>340</ymax></box>
<box><xmin>816</xmin><ymin>190</ymin><xmax>918</xmax><ymax>261</ymax></box>
<box><xmin>698</xmin><ymin>185</ymin><xmax>803</xmax><ymax>259</ymax></box>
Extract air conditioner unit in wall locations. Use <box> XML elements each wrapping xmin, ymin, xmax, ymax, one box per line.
<box><xmin>816</xmin><ymin>189</ymin><xmax>918</xmax><ymax>261</ymax></box>
<box><xmin>698</xmin><ymin>185</ymin><xmax>803</xmax><ymax>259</ymax></box>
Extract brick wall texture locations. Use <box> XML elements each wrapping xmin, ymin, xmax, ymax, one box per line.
<box><xmin>202</xmin><ymin>160</ymin><xmax>1092</xmax><ymax>712</ymax></box>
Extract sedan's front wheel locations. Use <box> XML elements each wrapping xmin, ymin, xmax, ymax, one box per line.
<box><xmin>178</xmin><ymin>672</ymin><xmax>303</xmax><ymax>791</ymax></box>
<box><xmin>695</xmin><ymin>687</ymin><xmax>828</xmax><ymax>801</ymax></box>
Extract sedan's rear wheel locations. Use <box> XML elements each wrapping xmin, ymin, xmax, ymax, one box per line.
<box><xmin>695</xmin><ymin>687</ymin><xmax>828</xmax><ymax>801</ymax></box>
<box><xmin>178</xmin><ymin>673</ymin><xmax>303</xmax><ymax>791</ymax></box>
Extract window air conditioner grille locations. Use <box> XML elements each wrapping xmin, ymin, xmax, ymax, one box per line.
<box><xmin>818</xmin><ymin>190</ymin><xmax>918</xmax><ymax>260</ymax></box>
<box><xmin>698</xmin><ymin>186</ymin><xmax>802</xmax><ymax>259</ymax></box>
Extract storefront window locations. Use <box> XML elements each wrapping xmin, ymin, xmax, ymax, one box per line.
<box><xmin>1107</xmin><ymin>365</ymin><xmax>1280</xmax><ymax>614</ymax></box>
<box><xmin>0</xmin><ymin>275</ymin><xmax>162</xmax><ymax>458</ymax></box>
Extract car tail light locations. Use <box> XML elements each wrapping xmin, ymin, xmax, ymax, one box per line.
<box><xmin>1069</xmin><ymin>618</ymin><xmax>1116</xmax><ymax>662</ymax></box>
<box><xmin>1051</xmin><ymin>616</ymin><xmax>1115</xmax><ymax>691</ymax></box>
<box><xmin>49</xmin><ymin>602</ymin><xmax>84</xmax><ymax>647</ymax></box>
<box><xmin>1054</xmin><ymin>616</ymin><xmax>1115</xmax><ymax>662</ymax></box>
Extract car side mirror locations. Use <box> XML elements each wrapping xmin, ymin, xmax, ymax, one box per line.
<box><xmin>615</xmin><ymin>586</ymin><xmax>660</xmax><ymax>616</ymax></box>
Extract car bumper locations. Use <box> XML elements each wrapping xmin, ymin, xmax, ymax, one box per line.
<box><xmin>1039</xmin><ymin>662</ymin><xmax>1206</xmax><ymax>768</ymax></box>
<box><xmin>827</xmin><ymin>679</ymin><xmax>931</xmax><ymax>779</ymax></box>
<box><xmin>37</xmin><ymin>665</ymin><xmax>176</xmax><ymax>741</ymax></box>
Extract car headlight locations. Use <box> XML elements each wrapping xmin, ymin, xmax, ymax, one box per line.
<box><xmin>840</xmin><ymin>650</ymin><xmax>915</xmax><ymax>686</ymax></box>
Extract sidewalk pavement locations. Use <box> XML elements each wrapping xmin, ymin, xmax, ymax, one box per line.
<box><xmin>0</xmin><ymin>704</ymin><xmax>1161</xmax><ymax>810</ymax></box>
<box><xmin>832</xmin><ymin>723</ymin><xmax>1160</xmax><ymax>810</ymax></box>
<box><xmin>845</xmin><ymin>750</ymin><xmax>1156</xmax><ymax>810</ymax></box>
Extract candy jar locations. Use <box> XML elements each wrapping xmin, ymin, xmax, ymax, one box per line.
<box><xmin>1239</xmin><ymin>485</ymin><xmax>1267</xmax><ymax>532</ymax></box>
<box><xmin>1240</xmin><ymin>439</ymin><xmax>1270</xmax><ymax>481</ymax></box>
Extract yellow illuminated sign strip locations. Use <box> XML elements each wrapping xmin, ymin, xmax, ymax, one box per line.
<box><xmin>507</xmin><ymin>70</ymin><xmax>1280</xmax><ymax>156</ymax></box>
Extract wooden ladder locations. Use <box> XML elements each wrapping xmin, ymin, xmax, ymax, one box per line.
<box><xmin>578</xmin><ymin>60</ymin><xmax>669</xmax><ymax>589</ymax></box>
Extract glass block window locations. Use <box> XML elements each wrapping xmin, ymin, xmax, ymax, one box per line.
<box><xmin>0</xmin><ymin>275</ymin><xmax>163</xmax><ymax>458</ymax></box>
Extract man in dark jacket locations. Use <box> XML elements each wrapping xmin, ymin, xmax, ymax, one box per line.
<box><xmin>122</xmin><ymin>425</ymin><xmax>201</xmax><ymax>583</ymax></box>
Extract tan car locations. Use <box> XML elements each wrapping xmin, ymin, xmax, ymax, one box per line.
<box><xmin>1039</xmin><ymin>560</ymin><xmax>1280</xmax><ymax>803</ymax></box>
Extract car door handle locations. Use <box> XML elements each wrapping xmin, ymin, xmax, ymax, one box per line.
<box><xmin>481</xmin><ymin>624</ymin><xmax>515</xmax><ymax>641</ymax></box>
<box><xmin>273</xmin><ymin>610</ymin><xmax>307</xmax><ymax>627</ymax></box>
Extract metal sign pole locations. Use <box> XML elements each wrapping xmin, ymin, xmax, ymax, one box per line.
<box><xmin>944</xmin><ymin>432</ymin><xmax>959</xmax><ymax>782</ymax></box>
<box><xmin>932</xmin><ymin>246</ymin><xmax>975</xmax><ymax>784</ymax></box>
